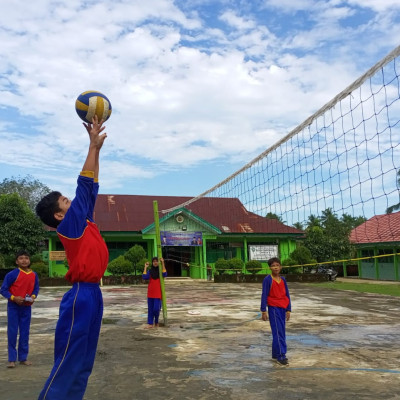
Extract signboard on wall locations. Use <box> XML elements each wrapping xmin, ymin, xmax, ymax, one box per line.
<box><xmin>248</xmin><ymin>245</ymin><xmax>278</xmax><ymax>261</ymax></box>
<box><xmin>49</xmin><ymin>251</ymin><xmax>66</xmax><ymax>261</ymax></box>
<box><xmin>161</xmin><ymin>231</ymin><xmax>203</xmax><ymax>246</ymax></box>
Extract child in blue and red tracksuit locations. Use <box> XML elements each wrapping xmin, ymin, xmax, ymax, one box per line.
<box><xmin>35</xmin><ymin>116</ymin><xmax>108</xmax><ymax>400</ymax></box>
<box><xmin>1</xmin><ymin>250</ymin><xmax>39</xmax><ymax>368</ymax></box>
<box><xmin>142</xmin><ymin>257</ymin><xmax>167</xmax><ymax>328</ymax></box>
<box><xmin>260</xmin><ymin>257</ymin><xmax>291</xmax><ymax>366</ymax></box>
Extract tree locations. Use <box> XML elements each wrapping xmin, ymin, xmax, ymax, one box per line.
<box><xmin>124</xmin><ymin>245</ymin><xmax>147</xmax><ymax>275</ymax></box>
<box><xmin>292</xmin><ymin>222</ymin><xmax>304</xmax><ymax>230</ymax></box>
<box><xmin>307</xmin><ymin>214</ymin><xmax>321</xmax><ymax>228</ymax></box>
<box><xmin>282</xmin><ymin>246</ymin><xmax>316</xmax><ymax>274</ymax></box>
<box><xmin>265</xmin><ymin>212</ymin><xmax>285</xmax><ymax>223</ymax></box>
<box><xmin>341</xmin><ymin>213</ymin><xmax>366</xmax><ymax>230</ymax></box>
<box><xmin>0</xmin><ymin>193</ymin><xmax>47</xmax><ymax>256</ymax></box>
<box><xmin>107</xmin><ymin>255</ymin><xmax>133</xmax><ymax>275</ymax></box>
<box><xmin>215</xmin><ymin>258</ymin><xmax>229</xmax><ymax>274</ymax></box>
<box><xmin>228</xmin><ymin>257</ymin><xmax>243</xmax><ymax>272</ymax></box>
<box><xmin>303</xmin><ymin>208</ymin><xmax>364</xmax><ymax>263</ymax></box>
<box><xmin>386</xmin><ymin>170</ymin><xmax>400</xmax><ymax>213</ymax></box>
<box><xmin>286</xmin><ymin>246</ymin><xmax>316</xmax><ymax>265</ymax></box>
<box><xmin>0</xmin><ymin>175</ymin><xmax>52</xmax><ymax>212</ymax></box>
<box><xmin>245</xmin><ymin>259</ymin><xmax>262</xmax><ymax>274</ymax></box>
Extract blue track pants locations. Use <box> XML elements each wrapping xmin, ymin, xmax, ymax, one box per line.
<box><xmin>268</xmin><ymin>306</ymin><xmax>287</xmax><ymax>361</ymax></box>
<box><xmin>38</xmin><ymin>282</ymin><xmax>103</xmax><ymax>400</ymax></box>
<box><xmin>7</xmin><ymin>301</ymin><xmax>32</xmax><ymax>362</ymax></box>
<box><xmin>147</xmin><ymin>298</ymin><xmax>162</xmax><ymax>325</ymax></box>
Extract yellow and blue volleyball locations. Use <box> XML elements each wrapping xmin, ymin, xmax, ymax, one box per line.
<box><xmin>75</xmin><ymin>91</ymin><xmax>112</xmax><ymax>123</ymax></box>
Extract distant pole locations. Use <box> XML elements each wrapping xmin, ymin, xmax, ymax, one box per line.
<box><xmin>153</xmin><ymin>200</ymin><xmax>168</xmax><ymax>326</ymax></box>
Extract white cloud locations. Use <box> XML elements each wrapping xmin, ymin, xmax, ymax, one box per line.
<box><xmin>263</xmin><ymin>0</ymin><xmax>316</xmax><ymax>12</ymax></box>
<box><xmin>0</xmin><ymin>0</ymin><xmax>399</xmax><ymax>195</ymax></box>
<box><xmin>346</xmin><ymin>0</ymin><xmax>400</xmax><ymax>12</ymax></box>
<box><xmin>219</xmin><ymin>10</ymin><xmax>256</xmax><ymax>30</ymax></box>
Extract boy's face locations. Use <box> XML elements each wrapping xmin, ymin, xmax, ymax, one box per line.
<box><xmin>16</xmin><ymin>255</ymin><xmax>30</xmax><ymax>269</ymax></box>
<box><xmin>270</xmin><ymin>261</ymin><xmax>282</xmax><ymax>275</ymax></box>
<box><xmin>54</xmin><ymin>195</ymin><xmax>72</xmax><ymax>221</ymax></box>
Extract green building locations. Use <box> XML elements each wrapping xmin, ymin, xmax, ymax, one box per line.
<box><xmin>350</xmin><ymin>211</ymin><xmax>400</xmax><ymax>281</ymax></box>
<box><xmin>46</xmin><ymin>195</ymin><xmax>303</xmax><ymax>279</ymax></box>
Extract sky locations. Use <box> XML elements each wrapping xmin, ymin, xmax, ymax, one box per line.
<box><xmin>1</xmin><ymin>0</ymin><xmax>400</xmax><ymax>201</ymax></box>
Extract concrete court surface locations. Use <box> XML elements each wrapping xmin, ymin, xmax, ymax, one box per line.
<box><xmin>0</xmin><ymin>280</ymin><xmax>400</xmax><ymax>400</ymax></box>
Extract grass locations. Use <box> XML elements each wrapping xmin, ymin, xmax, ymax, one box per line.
<box><xmin>307</xmin><ymin>281</ymin><xmax>400</xmax><ymax>297</ymax></box>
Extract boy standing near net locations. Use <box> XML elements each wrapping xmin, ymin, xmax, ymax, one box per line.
<box><xmin>35</xmin><ymin>115</ymin><xmax>108</xmax><ymax>400</ymax></box>
<box><xmin>260</xmin><ymin>257</ymin><xmax>291</xmax><ymax>366</ymax></box>
<box><xmin>0</xmin><ymin>250</ymin><xmax>39</xmax><ymax>368</ymax></box>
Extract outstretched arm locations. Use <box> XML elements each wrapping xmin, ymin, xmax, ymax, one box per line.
<box><xmin>82</xmin><ymin>115</ymin><xmax>107</xmax><ymax>179</ymax></box>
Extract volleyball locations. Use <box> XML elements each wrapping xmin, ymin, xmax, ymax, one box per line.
<box><xmin>75</xmin><ymin>91</ymin><xmax>112</xmax><ymax>123</ymax></box>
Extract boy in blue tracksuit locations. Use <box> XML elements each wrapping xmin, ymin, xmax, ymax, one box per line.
<box><xmin>0</xmin><ymin>250</ymin><xmax>39</xmax><ymax>368</ymax></box>
<box><xmin>260</xmin><ymin>257</ymin><xmax>291</xmax><ymax>366</ymax></box>
<box><xmin>35</xmin><ymin>115</ymin><xmax>108</xmax><ymax>400</ymax></box>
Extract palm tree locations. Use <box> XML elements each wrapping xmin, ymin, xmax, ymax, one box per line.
<box><xmin>292</xmin><ymin>222</ymin><xmax>304</xmax><ymax>230</ymax></box>
<box><xmin>386</xmin><ymin>170</ymin><xmax>400</xmax><ymax>214</ymax></box>
<box><xmin>265</xmin><ymin>212</ymin><xmax>285</xmax><ymax>223</ymax></box>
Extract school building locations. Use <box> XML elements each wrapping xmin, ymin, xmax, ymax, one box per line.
<box><xmin>46</xmin><ymin>194</ymin><xmax>303</xmax><ymax>279</ymax></box>
<box><xmin>350</xmin><ymin>211</ymin><xmax>400</xmax><ymax>281</ymax></box>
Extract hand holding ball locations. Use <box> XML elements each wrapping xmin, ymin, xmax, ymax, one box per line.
<box><xmin>75</xmin><ymin>91</ymin><xmax>112</xmax><ymax>123</ymax></box>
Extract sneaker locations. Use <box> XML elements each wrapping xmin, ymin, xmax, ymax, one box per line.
<box><xmin>276</xmin><ymin>358</ymin><xmax>289</xmax><ymax>366</ymax></box>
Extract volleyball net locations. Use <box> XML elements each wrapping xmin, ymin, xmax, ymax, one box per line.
<box><xmin>159</xmin><ymin>45</ymin><xmax>400</xmax><ymax>272</ymax></box>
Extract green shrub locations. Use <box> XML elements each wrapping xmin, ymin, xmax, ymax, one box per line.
<box><xmin>124</xmin><ymin>245</ymin><xmax>147</xmax><ymax>274</ymax></box>
<box><xmin>228</xmin><ymin>257</ymin><xmax>244</xmax><ymax>271</ymax></box>
<box><xmin>215</xmin><ymin>258</ymin><xmax>229</xmax><ymax>274</ymax></box>
<box><xmin>30</xmin><ymin>253</ymin><xmax>43</xmax><ymax>264</ymax></box>
<box><xmin>3</xmin><ymin>254</ymin><xmax>15</xmax><ymax>268</ymax></box>
<box><xmin>31</xmin><ymin>261</ymin><xmax>48</xmax><ymax>278</ymax></box>
<box><xmin>245</xmin><ymin>259</ymin><xmax>262</xmax><ymax>274</ymax></box>
<box><xmin>282</xmin><ymin>258</ymin><xmax>297</xmax><ymax>266</ymax></box>
<box><xmin>289</xmin><ymin>246</ymin><xmax>316</xmax><ymax>265</ymax></box>
<box><xmin>107</xmin><ymin>256</ymin><xmax>133</xmax><ymax>275</ymax></box>
<box><xmin>282</xmin><ymin>245</ymin><xmax>316</xmax><ymax>274</ymax></box>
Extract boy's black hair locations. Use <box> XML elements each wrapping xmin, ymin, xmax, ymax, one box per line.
<box><xmin>268</xmin><ymin>257</ymin><xmax>281</xmax><ymax>266</ymax></box>
<box><xmin>15</xmin><ymin>250</ymin><xmax>30</xmax><ymax>260</ymax></box>
<box><xmin>35</xmin><ymin>191</ymin><xmax>62</xmax><ymax>229</ymax></box>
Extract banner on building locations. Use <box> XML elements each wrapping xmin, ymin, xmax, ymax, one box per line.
<box><xmin>161</xmin><ymin>231</ymin><xmax>203</xmax><ymax>246</ymax></box>
<box><xmin>248</xmin><ymin>245</ymin><xmax>278</xmax><ymax>261</ymax></box>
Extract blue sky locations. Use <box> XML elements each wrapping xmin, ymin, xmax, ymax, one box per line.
<box><xmin>1</xmin><ymin>0</ymin><xmax>400</xmax><ymax>200</ymax></box>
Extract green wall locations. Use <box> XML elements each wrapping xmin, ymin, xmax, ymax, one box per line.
<box><xmin>46</xmin><ymin>228</ymin><xmax>300</xmax><ymax>280</ymax></box>
<box><xmin>358</xmin><ymin>246</ymin><xmax>400</xmax><ymax>281</ymax></box>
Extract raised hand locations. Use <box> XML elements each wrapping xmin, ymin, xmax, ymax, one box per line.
<box><xmin>83</xmin><ymin>115</ymin><xmax>107</xmax><ymax>150</ymax></box>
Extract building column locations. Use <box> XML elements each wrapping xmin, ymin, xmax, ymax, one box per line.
<box><xmin>202</xmin><ymin>238</ymin><xmax>208</xmax><ymax>280</ymax></box>
<box><xmin>374</xmin><ymin>247</ymin><xmax>379</xmax><ymax>280</ymax></box>
<box><xmin>48</xmin><ymin>236</ymin><xmax>55</xmax><ymax>278</ymax></box>
<box><xmin>243</xmin><ymin>237</ymin><xmax>248</xmax><ymax>263</ymax></box>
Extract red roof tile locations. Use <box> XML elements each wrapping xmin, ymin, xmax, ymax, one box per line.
<box><xmin>350</xmin><ymin>211</ymin><xmax>400</xmax><ymax>244</ymax></box>
<box><xmin>92</xmin><ymin>194</ymin><xmax>302</xmax><ymax>235</ymax></box>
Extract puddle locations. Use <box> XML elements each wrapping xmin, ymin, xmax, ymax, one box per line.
<box><xmin>287</xmin><ymin>333</ymin><xmax>341</xmax><ymax>348</ymax></box>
